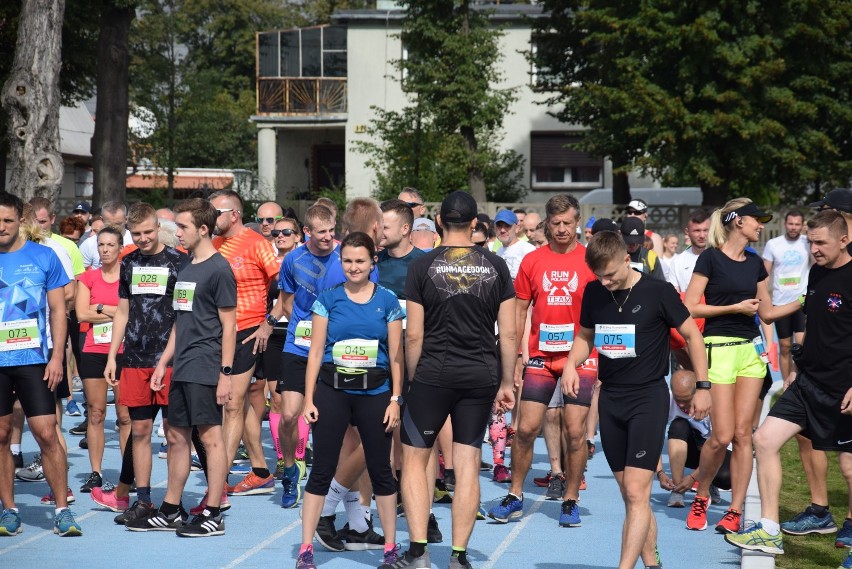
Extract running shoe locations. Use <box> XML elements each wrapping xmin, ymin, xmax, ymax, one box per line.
<box><xmin>476</xmin><ymin>505</ymin><xmax>486</xmax><ymax>520</ymax></box>
<box><xmin>53</xmin><ymin>508</ymin><xmax>82</xmax><ymax>537</ymax></box>
<box><xmin>709</xmin><ymin>485</ymin><xmax>722</xmax><ymax>504</ymax></box>
<box><xmin>433</xmin><ymin>480</ymin><xmax>453</xmax><ymax>504</ymax></box>
<box><xmin>126</xmin><ymin>507</ymin><xmax>187</xmax><ymax>532</ymax></box>
<box><xmin>71</xmin><ymin>375</ymin><xmax>83</xmax><ymax>392</ymax></box>
<box><xmin>444</xmin><ymin>470</ymin><xmax>456</xmax><ymax>490</ymax></box>
<box><xmin>781</xmin><ymin>506</ymin><xmax>839</xmax><ymax>535</ymax></box>
<box><xmin>281</xmin><ymin>468</ymin><xmax>301</xmax><ymax>508</ymax></box>
<box><xmin>79</xmin><ymin>437</ymin><xmax>88</xmax><ymax>450</ymax></box>
<box><xmin>715</xmin><ymin>509</ymin><xmax>742</xmax><ymax>534</ymax></box>
<box><xmin>488</xmin><ymin>493</ymin><xmax>523</xmax><ymax>523</ymax></box>
<box><xmin>304</xmin><ymin>446</ymin><xmax>313</xmax><ymax>466</ymax></box>
<box><xmin>580</xmin><ymin>476</ymin><xmax>587</xmax><ymax>491</ymax></box>
<box><xmin>229</xmin><ymin>462</ymin><xmax>251</xmax><ymax>476</ymax></box>
<box><xmin>12</xmin><ymin>451</ymin><xmax>23</xmax><ymax>471</ymax></box>
<box><xmin>427</xmin><ymin>512</ymin><xmax>442</xmax><ymax>543</ymax></box>
<box><xmin>480</xmin><ymin>460</ymin><xmax>493</xmax><ymax>471</ymax></box>
<box><xmin>586</xmin><ymin>439</ymin><xmax>595</xmax><ymax>459</ymax></box>
<box><xmin>296</xmin><ymin>459</ymin><xmax>307</xmax><ymax>481</ymax></box>
<box><xmin>315</xmin><ymin>514</ymin><xmax>345</xmax><ymax>552</ymax></box>
<box><xmin>41</xmin><ymin>488</ymin><xmax>76</xmax><ymax>505</ymax></box>
<box><xmin>343</xmin><ymin>526</ymin><xmax>384</xmax><ymax>550</ymax></box>
<box><xmin>69</xmin><ymin>420</ymin><xmax>88</xmax><ymax>436</ymax></box>
<box><xmin>533</xmin><ymin>471</ymin><xmax>553</xmax><ymax>487</ymax></box>
<box><xmin>296</xmin><ymin>547</ymin><xmax>317</xmax><ymax>569</ymax></box>
<box><xmin>493</xmin><ymin>464</ymin><xmax>511</xmax><ymax>483</ymax></box>
<box><xmin>90</xmin><ymin>486</ymin><xmax>128</xmax><ymax>512</ymax></box>
<box><xmin>233</xmin><ymin>444</ymin><xmax>250</xmax><ymax>464</ymax></box>
<box><xmin>546</xmin><ymin>473</ymin><xmax>566</xmax><ymax>500</ymax></box>
<box><xmin>158</xmin><ymin>442</ymin><xmax>168</xmax><ymax>459</ymax></box>
<box><xmin>190</xmin><ymin>453</ymin><xmax>202</xmax><ymax>471</ymax></box>
<box><xmin>840</xmin><ymin>549</ymin><xmax>852</xmax><ymax>569</ymax></box>
<box><xmin>383</xmin><ymin>544</ymin><xmax>403</xmax><ymax>566</ymax></box>
<box><xmin>157</xmin><ymin>423</ymin><xmax>165</xmax><ymax>438</ymax></box>
<box><xmin>724</xmin><ymin>522</ymin><xmax>784</xmax><ymax>555</ymax></box>
<box><xmin>559</xmin><ymin>499</ymin><xmax>581</xmax><ymax>527</ymax></box>
<box><xmin>836</xmin><ymin>518</ymin><xmax>852</xmax><ymax>548</ymax></box>
<box><xmin>227</xmin><ymin>472</ymin><xmax>275</xmax><ymax>496</ymax></box>
<box><xmin>275</xmin><ymin>458</ymin><xmax>285</xmax><ymax>478</ymax></box>
<box><xmin>0</xmin><ymin>509</ymin><xmax>22</xmax><ymax>536</ymax></box>
<box><xmin>65</xmin><ymin>400</ymin><xmax>82</xmax><ymax>416</ymax></box>
<box><xmin>15</xmin><ymin>454</ymin><xmax>44</xmax><ymax>482</ymax></box>
<box><xmin>114</xmin><ymin>500</ymin><xmax>154</xmax><ymax>525</ymax></box>
<box><xmin>686</xmin><ymin>496</ymin><xmax>709</xmax><ymax>530</ymax></box>
<box><xmin>667</xmin><ymin>491</ymin><xmax>685</xmax><ymax>508</ymax></box>
<box><xmin>176</xmin><ymin>512</ymin><xmax>225</xmax><ymax>537</ymax></box>
<box><xmin>378</xmin><ymin>550</ymin><xmax>430</xmax><ymax>569</ymax></box>
<box><xmin>448</xmin><ymin>556</ymin><xmax>473</xmax><ymax>569</ymax></box>
<box><xmin>190</xmin><ymin>491</ymin><xmax>231</xmax><ymax>516</ymax></box>
<box><xmin>80</xmin><ymin>471</ymin><xmax>102</xmax><ymax>493</ymax></box>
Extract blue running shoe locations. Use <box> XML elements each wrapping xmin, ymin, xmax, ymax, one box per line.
<box><xmin>836</xmin><ymin>518</ymin><xmax>852</xmax><ymax>548</ymax></box>
<box><xmin>839</xmin><ymin>549</ymin><xmax>852</xmax><ymax>569</ymax></box>
<box><xmin>190</xmin><ymin>453</ymin><xmax>203</xmax><ymax>471</ymax></box>
<box><xmin>559</xmin><ymin>499</ymin><xmax>581</xmax><ymax>527</ymax></box>
<box><xmin>487</xmin><ymin>493</ymin><xmax>523</xmax><ymax>523</ymax></box>
<box><xmin>0</xmin><ymin>509</ymin><xmax>22</xmax><ymax>536</ymax></box>
<box><xmin>296</xmin><ymin>547</ymin><xmax>317</xmax><ymax>569</ymax></box>
<box><xmin>781</xmin><ymin>506</ymin><xmax>838</xmax><ymax>535</ymax></box>
<box><xmin>158</xmin><ymin>442</ymin><xmax>168</xmax><ymax>459</ymax></box>
<box><xmin>281</xmin><ymin>466</ymin><xmax>301</xmax><ymax>508</ymax></box>
<box><xmin>65</xmin><ymin>400</ymin><xmax>82</xmax><ymax>416</ymax></box>
<box><xmin>229</xmin><ymin>462</ymin><xmax>251</xmax><ymax>476</ymax></box>
<box><xmin>54</xmin><ymin>508</ymin><xmax>82</xmax><ymax>537</ymax></box>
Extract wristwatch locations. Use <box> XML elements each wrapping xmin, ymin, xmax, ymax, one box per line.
<box><xmin>220</xmin><ymin>365</ymin><xmax>233</xmax><ymax>376</ymax></box>
<box><xmin>695</xmin><ymin>381</ymin><xmax>712</xmax><ymax>390</ymax></box>
<box><xmin>265</xmin><ymin>313</ymin><xmax>277</xmax><ymax>327</ymax></box>
<box><xmin>390</xmin><ymin>395</ymin><xmax>403</xmax><ymax>405</ymax></box>
<box><xmin>96</xmin><ymin>304</ymin><xmax>104</xmax><ymax>314</ymax></box>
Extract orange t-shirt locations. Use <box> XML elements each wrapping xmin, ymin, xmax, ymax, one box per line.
<box><xmin>213</xmin><ymin>228</ymin><xmax>279</xmax><ymax>331</ymax></box>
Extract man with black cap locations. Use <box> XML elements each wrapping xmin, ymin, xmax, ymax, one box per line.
<box><xmin>811</xmin><ymin>188</ymin><xmax>852</xmax><ymax>255</ymax></box>
<box><xmin>390</xmin><ymin>191</ymin><xmax>517</xmax><ymax>569</ymax></box>
<box><xmin>626</xmin><ymin>199</ymin><xmax>663</xmax><ymax>255</ymax></box>
<box><xmin>72</xmin><ymin>201</ymin><xmax>92</xmax><ymax>241</ymax></box>
<box><xmin>620</xmin><ymin>217</ymin><xmax>665</xmax><ymax>281</ymax></box>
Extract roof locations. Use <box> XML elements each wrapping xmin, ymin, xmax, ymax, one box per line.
<box><xmin>126</xmin><ymin>169</ymin><xmax>235</xmax><ymax>190</ymax></box>
<box><xmin>59</xmin><ymin>102</ymin><xmax>95</xmax><ymax>159</ymax></box>
<box><xmin>332</xmin><ymin>3</ymin><xmax>544</xmax><ymax>25</ymax></box>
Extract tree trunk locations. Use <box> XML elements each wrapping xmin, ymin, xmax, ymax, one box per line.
<box><xmin>460</xmin><ymin>125</ymin><xmax>486</xmax><ymax>202</ymax></box>
<box><xmin>1</xmin><ymin>0</ymin><xmax>65</xmax><ymax>202</ymax></box>
<box><xmin>92</xmin><ymin>3</ymin><xmax>135</xmax><ymax>208</ymax></box>
<box><xmin>611</xmin><ymin>154</ymin><xmax>631</xmax><ymax>205</ymax></box>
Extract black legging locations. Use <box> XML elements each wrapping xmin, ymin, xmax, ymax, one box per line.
<box><xmin>668</xmin><ymin>417</ymin><xmax>732</xmax><ymax>490</ymax></box>
<box><xmin>304</xmin><ymin>381</ymin><xmax>395</xmax><ymax>497</ymax></box>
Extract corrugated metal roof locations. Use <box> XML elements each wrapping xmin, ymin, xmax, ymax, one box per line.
<box><xmin>59</xmin><ymin>102</ymin><xmax>94</xmax><ymax>158</ymax></box>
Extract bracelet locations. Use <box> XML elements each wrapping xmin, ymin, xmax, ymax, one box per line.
<box><xmin>655</xmin><ymin>470</ymin><xmax>663</xmax><ymax>477</ymax></box>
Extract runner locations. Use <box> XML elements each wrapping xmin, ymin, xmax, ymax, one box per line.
<box><xmin>125</xmin><ymin>197</ymin><xmax>236</xmax><ymax>537</ymax></box>
<box><xmin>494</xmin><ymin>210</ymin><xmax>535</xmax><ymax>280</ymax></box>
<box><xmin>0</xmin><ymin>191</ymin><xmax>81</xmax><ymax>537</ymax></box>
<box><xmin>666</xmin><ymin>210</ymin><xmax>710</xmax><ymax>293</ymax></box>
<box><xmin>562</xmin><ymin>230</ymin><xmax>708</xmax><ymax>569</ymax></box>
<box><xmin>79</xmin><ymin>201</ymin><xmax>132</xmax><ymax>269</ymax></box>
<box><xmin>255</xmin><ymin>201</ymin><xmax>285</xmax><ymax>245</ymax></box>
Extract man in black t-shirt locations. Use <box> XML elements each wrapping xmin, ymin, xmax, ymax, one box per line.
<box><xmin>561</xmin><ymin>231</ymin><xmax>708</xmax><ymax>569</ymax></box>
<box><xmin>390</xmin><ymin>191</ymin><xmax>517</xmax><ymax>569</ymax></box>
<box><xmin>727</xmin><ymin>211</ymin><xmax>852</xmax><ymax>567</ymax></box>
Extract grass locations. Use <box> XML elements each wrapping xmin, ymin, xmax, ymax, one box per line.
<box><xmin>775</xmin><ymin>438</ymin><xmax>850</xmax><ymax>569</ymax></box>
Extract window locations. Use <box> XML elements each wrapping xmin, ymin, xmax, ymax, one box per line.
<box><xmin>256</xmin><ymin>26</ymin><xmax>347</xmax><ymax>78</ymax></box>
<box><xmin>530</xmin><ymin>132</ymin><xmax>603</xmax><ymax>190</ymax></box>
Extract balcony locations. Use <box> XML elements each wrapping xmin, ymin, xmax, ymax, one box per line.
<box><xmin>257</xmin><ymin>77</ymin><xmax>347</xmax><ymax>116</ymax></box>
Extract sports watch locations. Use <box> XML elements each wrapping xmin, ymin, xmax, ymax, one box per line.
<box><xmin>390</xmin><ymin>395</ymin><xmax>403</xmax><ymax>405</ymax></box>
<box><xmin>96</xmin><ymin>304</ymin><xmax>104</xmax><ymax>314</ymax></box>
<box><xmin>220</xmin><ymin>365</ymin><xmax>233</xmax><ymax>376</ymax></box>
<box><xmin>695</xmin><ymin>381</ymin><xmax>712</xmax><ymax>390</ymax></box>
<box><xmin>265</xmin><ymin>313</ymin><xmax>277</xmax><ymax>326</ymax></box>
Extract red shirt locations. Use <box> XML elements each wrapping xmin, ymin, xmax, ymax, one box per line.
<box><xmin>78</xmin><ymin>269</ymin><xmax>123</xmax><ymax>354</ymax></box>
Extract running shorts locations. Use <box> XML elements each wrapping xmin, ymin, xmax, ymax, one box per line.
<box><xmin>80</xmin><ymin>352</ymin><xmax>123</xmax><ymax>381</ymax></box>
<box><xmin>599</xmin><ymin>380</ymin><xmax>668</xmax><ymax>472</ymax></box>
<box><xmin>120</xmin><ymin>367</ymin><xmax>171</xmax><ymax>408</ymax></box>
<box><xmin>233</xmin><ymin>326</ymin><xmax>260</xmax><ymax>376</ymax></box>
<box><xmin>401</xmin><ymin>382</ymin><xmax>497</xmax><ymax>449</ymax></box>
<box><xmin>256</xmin><ymin>332</ymin><xmax>285</xmax><ymax>381</ymax></box>
<box><xmin>168</xmin><ymin>381</ymin><xmax>222</xmax><ymax>428</ymax></box>
<box><xmin>276</xmin><ymin>352</ymin><xmax>308</xmax><ymax>394</ymax></box>
<box><xmin>774</xmin><ymin>309</ymin><xmax>805</xmax><ymax>340</ymax></box>
<box><xmin>521</xmin><ymin>356</ymin><xmax>597</xmax><ymax>407</ymax></box>
<box><xmin>0</xmin><ymin>365</ymin><xmax>56</xmax><ymax>418</ymax></box>
<box><xmin>704</xmin><ymin>336</ymin><xmax>767</xmax><ymax>385</ymax></box>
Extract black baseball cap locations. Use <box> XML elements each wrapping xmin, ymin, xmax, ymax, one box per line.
<box><xmin>590</xmin><ymin>218</ymin><xmax>619</xmax><ymax>235</ymax></box>
<box><xmin>722</xmin><ymin>203</ymin><xmax>773</xmax><ymax>225</ymax></box>
<box><xmin>440</xmin><ymin>191</ymin><xmax>478</xmax><ymax>223</ymax></box>
<box><xmin>619</xmin><ymin>217</ymin><xmax>646</xmax><ymax>245</ymax></box>
<box><xmin>809</xmin><ymin>188</ymin><xmax>852</xmax><ymax>214</ymax></box>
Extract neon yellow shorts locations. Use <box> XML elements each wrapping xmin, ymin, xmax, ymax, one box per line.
<box><xmin>704</xmin><ymin>336</ymin><xmax>767</xmax><ymax>385</ymax></box>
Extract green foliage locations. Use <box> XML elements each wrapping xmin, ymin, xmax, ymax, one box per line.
<box><xmin>533</xmin><ymin>0</ymin><xmax>852</xmax><ymax>205</ymax></box>
<box><xmin>303</xmin><ymin>0</ymin><xmax>374</xmax><ymax>25</ymax></box>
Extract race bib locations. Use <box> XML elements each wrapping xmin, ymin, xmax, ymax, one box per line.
<box><xmin>630</xmin><ymin>261</ymin><xmax>644</xmax><ymax>273</ymax></box>
<box><xmin>172</xmin><ymin>281</ymin><xmax>196</xmax><ymax>311</ymax></box>
<box><xmin>332</xmin><ymin>338</ymin><xmax>379</xmax><ymax>368</ymax></box>
<box><xmin>93</xmin><ymin>322</ymin><xmax>113</xmax><ymax>344</ymax></box>
<box><xmin>0</xmin><ymin>319</ymin><xmax>40</xmax><ymax>352</ymax></box>
<box><xmin>294</xmin><ymin>320</ymin><xmax>313</xmax><ymax>348</ymax></box>
<box><xmin>131</xmin><ymin>266</ymin><xmax>170</xmax><ymax>295</ymax></box>
<box><xmin>778</xmin><ymin>274</ymin><xmax>801</xmax><ymax>288</ymax></box>
<box><xmin>594</xmin><ymin>324</ymin><xmax>637</xmax><ymax>359</ymax></box>
<box><xmin>538</xmin><ymin>323</ymin><xmax>574</xmax><ymax>352</ymax></box>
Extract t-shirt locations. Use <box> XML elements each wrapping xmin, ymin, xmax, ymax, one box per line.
<box><xmin>514</xmin><ymin>243</ymin><xmax>597</xmax><ymax>359</ymax></box>
<box><xmin>41</xmin><ymin>238</ymin><xmax>73</xmax><ymax>350</ymax></box>
<box><xmin>668</xmin><ymin>392</ymin><xmax>711</xmax><ymax>439</ymax></box>
<box><xmin>693</xmin><ymin>247</ymin><xmax>768</xmax><ymax>339</ymax></box>
<box><xmin>659</xmin><ymin>254</ymin><xmax>675</xmax><ymax>283</ymax></box>
<box><xmin>171</xmin><ymin>253</ymin><xmax>237</xmax><ymax>385</ymax></box>
<box><xmin>579</xmin><ymin>272</ymin><xmax>689</xmax><ymax>388</ymax></box>
<box><xmin>80</xmin><ymin>229</ymin><xmax>133</xmax><ymax>269</ymax></box>
<box><xmin>799</xmin><ymin>259</ymin><xmax>852</xmax><ymax>398</ymax></box>
<box><xmin>497</xmin><ymin>239</ymin><xmax>536</xmax><ymax>280</ymax></box>
<box><xmin>404</xmin><ymin>246</ymin><xmax>515</xmax><ymax>388</ymax></box>
<box><xmin>49</xmin><ymin>233</ymin><xmax>84</xmax><ymax>276</ymax></box>
<box><xmin>118</xmin><ymin>246</ymin><xmax>189</xmax><ymax>367</ymax></box>
<box><xmin>377</xmin><ymin>246</ymin><xmax>426</xmax><ymax>299</ymax></box>
<box><xmin>78</xmin><ymin>269</ymin><xmax>123</xmax><ymax>354</ymax></box>
<box><xmin>312</xmin><ymin>283</ymin><xmax>404</xmax><ymax>370</ymax></box>
<box><xmin>667</xmin><ymin>248</ymin><xmax>701</xmax><ymax>292</ymax></box>
<box><xmin>213</xmin><ymin>227</ymin><xmax>279</xmax><ymax>331</ymax></box>
<box><xmin>0</xmin><ymin>241</ymin><xmax>70</xmax><ymax>366</ymax></box>
<box><xmin>762</xmin><ymin>235</ymin><xmax>810</xmax><ymax>305</ymax></box>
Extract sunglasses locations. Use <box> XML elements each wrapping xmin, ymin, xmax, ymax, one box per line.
<box><xmin>272</xmin><ymin>229</ymin><xmax>297</xmax><ymax>237</ymax></box>
<box><xmin>216</xmin><ymin>208</ymin><xmax>237</xmax><ymax>216</ymax></box>
<box><xmin>256</xmin><ymin>216</ymin><xmax>283</xmax><ymax>225</ymax></box>
<box><xmin>404</xmin><ymin>201</ymin><xmax>423</xmax><ymax>208</ymax></box>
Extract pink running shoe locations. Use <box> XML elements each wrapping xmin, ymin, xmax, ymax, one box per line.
<box><xmin>493</xmin><ymin>464</ymin><xmax>512</xmax><ymax>483</ymax></box>
<box><xmin>90</xmin><ymin>487</ymin><xmax>129</xmax><ymax>512</ymax></box>
<box><xmin>40</xmin><ymin>488</ymin><xmax>76</xmax><ymax>505</ymax></box>
<box><xmin>190</xmin><ymin>490</ymin><xmax>231</xmax><ymax>516</ymax></box>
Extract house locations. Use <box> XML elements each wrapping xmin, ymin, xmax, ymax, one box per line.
<box><xmin>251</xmin><ymin>2</ymin><xmax>659</xmax><ymax>203</ymax></box>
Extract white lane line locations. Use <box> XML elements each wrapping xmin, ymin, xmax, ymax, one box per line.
<box><xmin>480</xmin><ymin>495</ymin><xmax>547</xmax><ymax>569</ymax></box>
<box><xmin>0</xmin><ymin>510</ymin><xmax>98</xmax><ymax>555</ymax></box>
<box><xmin>220</xmin><ymin>518</ymin><xmax>300</xmax><ymax>569</ymax></box>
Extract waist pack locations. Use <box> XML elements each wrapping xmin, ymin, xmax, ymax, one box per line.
<box><xmin>320</xmin><ymin>363</ymin><xmax>388</xmax><ymax>391</ymax></box>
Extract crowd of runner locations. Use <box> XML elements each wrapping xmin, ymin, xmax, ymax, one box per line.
<box><xmin>0</xmin><ymin>187</ymin><xmax>850</xmax><ymax>569</ymax></box>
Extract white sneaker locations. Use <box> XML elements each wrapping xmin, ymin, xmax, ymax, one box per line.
<box><xmin>667</xmin><ymin>490</ymin><xmax>685</xmax><ymax>508</ymax></box>
<box><xmin>157</xmin><ymin>423</ymin><xmax>165</xmax><ymax>438</ymax></box>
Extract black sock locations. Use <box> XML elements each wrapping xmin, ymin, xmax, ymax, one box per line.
<box><xmin>410</xmin><ymin>541</ymin><xmax>427</xmax><ymax>558</ymax></box>
<box><xmin>252</xmin><ymin>467</ymin><xmax>270</xmax><ymax>479</ymax></box>
<box><xmin>451</xmin><ymin>548</ymin><xmax>467</xmax><ymax>564</ymax></box>
<box><xmin>809</xmin><ymin>503</ymin><xmax>829</xmax><ymax>517</ymax></box>
<box><xmin>160</xmin><ymin>501</ymin><xmax>180</xmax><ymax>516</ymax></box>
<box><xmin>444</xmin><ymin>468</ymin><xmax>455</xmax><ymax>479</ymax></box>
<box><xmin>205</xmin><ymin>505</ymin><xmax>221</xmax><ymax>517</ymax></box>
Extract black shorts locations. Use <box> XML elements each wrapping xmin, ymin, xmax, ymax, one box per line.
<box><xmin>758</xmin><ymin>366</ymin><xmax>773</xmax><ymax>401</ymax></box>
<box><xmin>128</xmin><ymin>404</ymin><xmax>168</xmax><ymax>422</ymax></box>
<box><xmin>0</xmin><ymin>365</ymin><xmax>56</xmax><ymax>418</ymax></box>
<box><xmin>768</xmin><ymin>372</ymin><xmax>852</xmax><ymax>453</ymax></box>
<box><xmin>79</xmin><ymin>352</ymin><xmax>123</xmax><ymax>381</ymax></box>
<box><xmin>276</xmin><ymin>352</ymin><xmax>308</xmax><ymax>394</ymax></box>
<box><xmin>774</xmin><ymin>309</ymin><xmax>806</xmax><ymax>340</ymax></box>
<box><xmin>668</xmin><ymin>417</ymin><xmax>705</xmax><ymax>468</ymax></box>
<box><xmin>400</xmin><ymin>381</ymin><xmax>497</xmax><ymax>449</ymax></box>
<box><xmin>256</xmin><ymin>332</ymin><xmax>286</xmax><ymax>381</ymax></box>
<box><xmin>599</xmin><ymin>380</ymin><xmax>668</xmax><ymax>472</ymax></box>
<box><xmin>168</xmin><ymin>381</ymin><xmax>222</xmax><ymax>428</ymax></box>
<box><xmin>234</xmin><ymin>326</ymin><xmax>260</xmax><ymax>376</ymax></box>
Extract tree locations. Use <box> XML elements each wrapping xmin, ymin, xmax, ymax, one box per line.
<box><xmin>533</xmin><ymin>1</ymin><xmax>852</xmax><ymax>205</ymax></box>
<box><xmin>1</xmin><ymin>0</ymin><xmax>66</xmax><ymax>202</ymax></box>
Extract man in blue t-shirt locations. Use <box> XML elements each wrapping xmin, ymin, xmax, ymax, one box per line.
<box><xmin>0</xmin><ymin>192</ymin><xmax>80</xmax><ymax>537</ymax></box>
<box><xmin>378</xmin><ymin>199</ymin><xmax>426</xmax><ymax>299</ymax></box>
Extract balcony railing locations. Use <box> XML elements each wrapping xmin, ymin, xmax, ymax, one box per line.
<box><xmin>256</xmin><ymin>77</ymin><xmax>347</xmax><ymax>116</ymax></box>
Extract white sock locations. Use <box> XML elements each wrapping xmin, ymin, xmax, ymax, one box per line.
<box><xmin>321</xmin><ymin>479</ymin><xmax>348</xmax><ymax>517</ymax></box>
<box><xmin>10</xmin><ymin>444</ymin><xmax>21</xmax><ymax>454</ymax></box>
<box><xmin>362</xmin><ymin>504</ymin><xmax>372</xmax><ymax>522</ymax></box>
<box><xmin>345</xmin><ymin>491</ymin><xmax>368</xmax><ymax>532</ymax></box>
<box><xmin>55</xmin><ymin>507</ymin><xmax>66</xmax><ymax>515</ymax></box>
<box><xmin>760</xmin><ymin>518</ymin><xmax>780</xmax><ymax>535</ymax></box>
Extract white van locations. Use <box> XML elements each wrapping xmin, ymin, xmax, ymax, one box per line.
<box><xmin>578</xmin><ymin>187</ymin><xmax>702</xmax><ymax>206</ymax></box>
